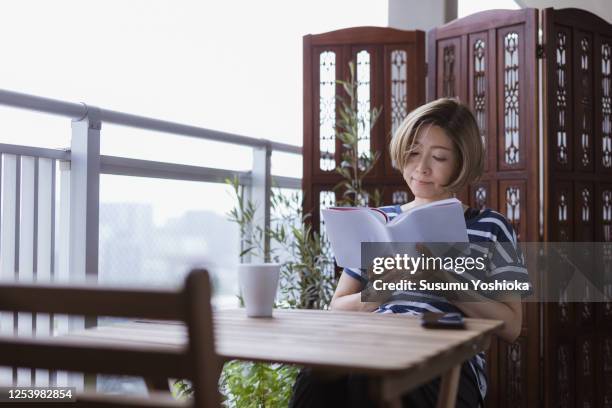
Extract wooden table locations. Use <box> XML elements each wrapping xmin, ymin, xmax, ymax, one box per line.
<box><xmin>69</xmin><ymin>308</ymin><xmax>502</xmax><ymax>408</ymax></box>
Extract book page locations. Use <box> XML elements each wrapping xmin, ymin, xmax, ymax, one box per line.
<box><xmin>387</xmin><ymin>200</ymin><xmax>468</xmax><ymax>243</ymax></box>
<box><xmin>321</xmin><ymin>208</ymin><xmax>389</xmax><ymax>268</ymax></box>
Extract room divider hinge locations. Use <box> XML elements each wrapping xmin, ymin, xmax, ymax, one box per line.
<box><xmin>537</xmin><ymin>44</ymin><xmax>545</xmax><ymax>59</ymax></box>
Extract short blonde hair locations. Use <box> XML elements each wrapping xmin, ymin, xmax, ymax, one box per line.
<box><xmin>389</xmin><ymin>98</ymin><xmax>484</xmax><ymax>192</ymax></box>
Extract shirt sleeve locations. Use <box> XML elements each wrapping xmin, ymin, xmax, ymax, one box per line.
<box><xmin>485</xmin><ymin>216</ymin><xmax>532</xmax><ymax>297</ymax></box>
<box><xmin>343</xmin><ymin>267</ymin><xmax>368</xmax><ymax>288</ymax></box>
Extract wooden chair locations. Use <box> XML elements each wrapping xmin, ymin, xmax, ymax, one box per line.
<box><xmin>0</xmin><ymin>268</ymin><xmax>221</xmax><ymax>407</ymax></box>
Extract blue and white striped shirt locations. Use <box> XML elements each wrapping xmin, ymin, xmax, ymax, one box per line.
<box><xmin>343</xmin><ymin>205</ymin><xmax>530</xmax><ymax>401</ymax></box>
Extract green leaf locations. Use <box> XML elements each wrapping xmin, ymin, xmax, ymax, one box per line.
<box><xmin>239</xmin><ymin>247</ymin><xmax>255</xmax><ymax>257</ymax></box>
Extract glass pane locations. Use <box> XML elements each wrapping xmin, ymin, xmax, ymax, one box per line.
<box><xmin>475</xmin><ymin>186</ymin><xmax>487</xmax><ymax>210</ymax></box>
<box><xmin>581</xmin><ymin>188</ymin><xmax>591</xmax><ymax>223</ymax></box>
<box><xmin>578</xmin><ymin>35</ymin><xmax>592</xmax><ymax>168</ymax></box>
<box><xmin>443</xmin><ymin>45</ymin><xmax>456</xmax><ymax>97</ymax></box>
<box><xmin>99</xmin><ymin>175</ymin><xmax>240</xmax><ymax>307</ymax></box>
<box><xmin>473</xmin><ymin>40</ymin><xmax>487</xmax><ymax>152</ymax></box>
<box><xmin>390</xmin><ymin>50</ymin><xmax>408</xmax><ymax>136</ymax></box>
<box><xmin>356</xmin><ymin>50</ymin><xmax>371</xmax><ymax>159</ymax></box>
<box><xmin>506</xmin><ymin>186</ymin><xmax>521</xmax><ymax>226</ymax></box>
<box><xmin>603</xmin><ymin>190</ymin><xmax>612</xmax><ymax>241</ymax></box>
<box><xmin>319</xmin><ymin>51</ymin><xmax>336</xmax><ymax>171</ymax></box>
<box><xmin>392</xmin><ymin>190</ymin><xmax>408</xmax><ymax>205</ymax></box>
<box><xmin>556</xmin><ymin>31</ymin><xmax>568</xmax><ymax>165</ymax></box>
<box><xmin>504</xmin><ymin>32</ymin><xmax>520</xmax><ymax>165</ymax></box>
<box><xmin>318</xmin><ymin>190</ymin><xmax>335</xmax><ymax>287</ymax></box>
<box><xmin>602</xmin><ymin>42</ymin><xmax>612</xmax><ymax>168</ymax></box>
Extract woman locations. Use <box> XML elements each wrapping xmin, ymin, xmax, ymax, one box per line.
<box><xmin>290</xmin><ymin>98</ymin><xmax>530</xmax><ymax>408</ymax></box>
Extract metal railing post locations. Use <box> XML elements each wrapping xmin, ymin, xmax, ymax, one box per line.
<box><xmin>69</xmin><ymin>106</ymin><xmax>101</xmax><ymax>284</ymax></box>
<box><xmin>69</xmin><ymin>106</ymin><xmax>102</xmax><ymax>391</ymax></box>
<box><xmin>250</xmin><ymin>143</ymin><xmax>272</xmax><ymax>262</ymax></box>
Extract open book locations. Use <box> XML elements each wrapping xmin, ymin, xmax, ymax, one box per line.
<box><xmin>321</xmin><ymin>198</ymin><xmax>469</xmax><ymax>268</ymax></box>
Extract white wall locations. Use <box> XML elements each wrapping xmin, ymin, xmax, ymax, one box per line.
<box><xmin>387</xmin><ymin>0</ymin><xmax>457</xmax><ymax>32</ymax></box>
<box><xmin>518</xmin><ymin>0</ymin><xmax>611</xmax><ymax>24</ymax></box>
<box><xmin>391</xmin><ymin>0</ymin><xmax>610</xmax><ymax>31</ymax></box>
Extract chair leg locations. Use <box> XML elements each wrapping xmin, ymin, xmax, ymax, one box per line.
<box><xmin>436</xmin><ymin>365</ymin><xmax>461</xmax><ymax>408</ymax></box>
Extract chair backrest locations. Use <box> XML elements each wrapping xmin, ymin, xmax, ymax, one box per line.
<box><xmin>0</xmin><ymin>268</ymin><xmax>220</xmax><ymax>408</ymax></box>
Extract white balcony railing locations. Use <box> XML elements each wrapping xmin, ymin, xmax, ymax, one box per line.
<box><xmin>0</xmin><ymin>88</ymin><xmax>302</xmax><ymax>387</ymax></box>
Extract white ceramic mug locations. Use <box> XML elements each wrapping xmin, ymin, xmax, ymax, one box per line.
<box><xmin>238</xmin><ymin>263</ymin><xmax>280</xmax><ymax>317</ymax></box>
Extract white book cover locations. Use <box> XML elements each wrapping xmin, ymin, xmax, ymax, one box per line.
<box><xmin>321</xmin><ymin>198</ymin><xmax>469</xmax><ymax>268</ymax></box>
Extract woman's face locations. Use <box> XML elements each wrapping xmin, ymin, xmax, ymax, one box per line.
<box><xmin>402</xmin><ymin>124</ymin><xmax>459</xmax><ymax>202</ymax></box>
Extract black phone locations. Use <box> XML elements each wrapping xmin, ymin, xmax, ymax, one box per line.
<box><xmin>421</xmin><ymin>312</ymin><xmax>466</xmax><ymax>329</ymax></box>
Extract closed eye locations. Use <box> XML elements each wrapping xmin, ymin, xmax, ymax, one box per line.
<box><xmin>433</xmin><ymin>156</ymin><xmax>447</xmax><ymax>162</ymax></box>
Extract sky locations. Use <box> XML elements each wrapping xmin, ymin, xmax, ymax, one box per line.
<box><xmin>0</xmin><ymin>0</ymin><xmax>520</xmax><ymax>223</ymax></box>
<box><xmin>0</xmin><ymin>0</ymin><xmax>389</xmax><ymax>222</ymax></box>
<box><xmin>0</xmin><ymin>0</ymin><xmax>388</xmax><ymax>146</ymax></box>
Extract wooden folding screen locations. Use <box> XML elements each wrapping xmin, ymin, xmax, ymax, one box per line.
<box><xmin>542</xmin><ymin>8</ymin><xmax>612</xmax><ymax>408</ymax></box>
<box><xmin>427</xmin><ymin>9</ymin><xmax>540</xmax><ymax>408</ymax></box>
<box><xmin>302</xmin><ymin>27</ymin><xmax>425</xmax><ymax>236</ymax></box>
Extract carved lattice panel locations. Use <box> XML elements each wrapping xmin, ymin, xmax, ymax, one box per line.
<box><xmin>317</xmin><ymin>188</ymin><xmax>337</xmax><ymax>240</ymax></box>
<box><xmin>600</xmin><ymin>238</ymin><xmax>612</xmax><ymax>324</ymax></box>
<box><xmin>553</xmin><ymin>27</ymin><xmax>573</xmax><ymax>170</ymax></box>
<box><xmin>383</xmin><ymin>44</ymin><xmax>419</xmax><ymax>176</ymax></box>
<box><xmin>388</xmin><ymin>49</ymin><xmax>409</xmax><ymax>137</ymax></box>
<box><xmin>555</xmin><ymin>342</ymin><xmax>575</xmax><ymax>408</ymax></box>
<box><xmin>312</xmin><ymin>46</ymin><xmax>343</xmax><ymax>177</ymax></box>
<box><xmin>351</xmin><ymin>45</ymin><xmax>383</xmax><ymax>178</ymax></box>
<box><xmin>387</xmin><ymin>188</ymin><xmax>412</xmax><ymax>206</ymax></box>
<box><xmin>497</xmin><ymin>25</ymin><xmax>525</xmax><ymax>171</ymax></box>
<box><xmin>355</xmin><ymin>48</ymin><xmax>373</xmax><ymax>160</ymax></box>
<box><xmin>598</xmin><ymin>185</ymin><xmax>612</xmax><ymax>242</ymax></box>
<box><xmin>556</xmin><ymin>289</ymin><xmax>574</xmax><ymax>327</ymax></box>
<box><xmin>435</xmin><ymin>37</ymin><xmax>463</xmax><ymax>100</ymax></box>
<box><xmin>547</xmin><ymin>246</ymin><xmax>574</xmax><ymax>328</ymax></box>
<box><xmin>574</xmin><ymin>183</ymin><xmax>596</xmax><ymax>329</ymax></box>
<box><xmin>316</xmin><ymin>188</ymin><xmax>337</xmax><ymax>278</ymax></box>
<box><xmin>469</xmin><ymin>33</ymin><xmax>490</xmax><ymax>172</ymax></box>
<box><xmin>469</xmin><ymin>180</ymin><xmax>494</xmax><ymax>211</ymax></box>
<box><xmin>602</xmin><ymin>335</ymin><xmax>612</xmax><ymax>407</ymax></box>
<box><xmin>577</xmin><ymin>336</ymin><xmax>596</xmax><ymax>408</ymax></box>
<box><xmin>597</xmin><ymin>184</ymin><xmax>612</xmax><ymax>328</ymax></box>
<box><xmin>598</xmin><ymin>38</ymin><xmax>612</xmax><ymax>173</ymax></box>
<box><xmin>498</xmin><ymin>180</ymin><xmax>526</xmax><ymax>241</ymax></box>
<box><xmin>577</xmin><ymin>299</ymin><xmax>595</xmax><ymax>328</ymax></box>
<box><xmin>575</xmin><ymin>182</ymin><xmax>595</xmax><ymax>241</ymax></box>
<box><xmin>499</xmin><ymin>337</ymin><xmax>528</xmax><ymax>407</ymax></box>
<box><xmin>553</xmin><ymin>181</ymin><xmax>573</xmax><ymax>241</ymax></box>
<box><xmin>574</xmin><ymin>31</ymin><xmax>594</xmax><ymax>172</ymax></box>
